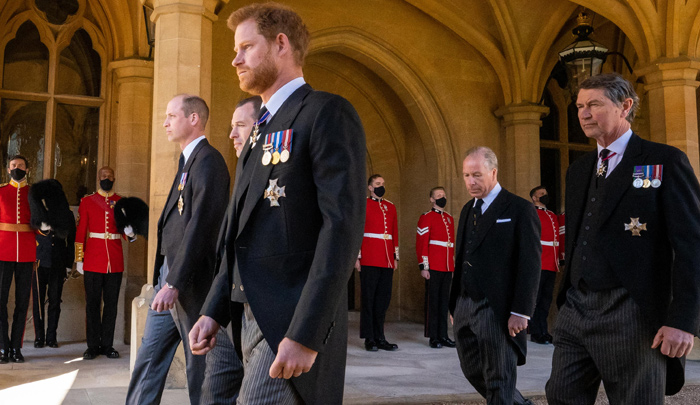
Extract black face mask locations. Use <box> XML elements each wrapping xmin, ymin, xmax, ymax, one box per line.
<box><xmin>539</xmin><ymin>194</ymin><xmax>550</xmax><ymax>206</ymax></box>
<box><xmin>435</xmin><ymin>197</ymin><xmax>447</xmax><ymax>208</ymax></box>
<box><xmin>100</xmin><ymin>179</ymin><xmax>114</xmax><ymax>192</ymax></box>
<box><xmin>9</xmin><ymin>168</ymin><xmax>26</xmax><ymax>181</ymax></box>
<box><xmin>373</xmin><ymin>186</ymin><xmax>386</xmax><ymax>198</ymax></box>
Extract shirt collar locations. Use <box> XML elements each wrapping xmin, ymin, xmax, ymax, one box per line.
<box><xmin>263</xmin><ymin>77</ymin><xmax>306</xmax><ymax>117</ymax></box>
<box><xmin>477</xmin><ymin>182</ymin><xmax>502</xmax><ymax>213</ymax></box>
<box><xmin>431</xmin><ymin>208</ymin><xmax>443</xmax><ymax>214</ymax></box>
<box><xmin>597</xmin><ymin>129</ymin><xmax>632</xmax><ymax>157</ymax></box>
<box><xmin>98</xmin><ymin>189</ymin><xmax>115</xmax><ymax>197</ymax></box>
<box><xmin>370</xmin><ymin>196</ymin><xmax>382</xmax><ymax>202</ymax></box>
<box><xmin>9</xmin><ymin>178</ymin><xmax>27</xmax><ymax>188</ymax></box>
<box><xmin>183</xmin><ymin>135</ymin><xmax>206</xmax><ymax>164</ymax></box>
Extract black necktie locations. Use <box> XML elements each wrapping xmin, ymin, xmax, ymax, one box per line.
<box><xmin>178</xmin><ymin>153</ymin><xmax>185</xmax><ymax>172</ymax></box>
<box><xmin>597</xmin><ymin>148</ymin><xmax>611</xmax><ymax>187</ymax></box>
<box><xmin>473</xmin><ymin>198</ymin><xmax>483</xmax><ymax>226</ymax></box>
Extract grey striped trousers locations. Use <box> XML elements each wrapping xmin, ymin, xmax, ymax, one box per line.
<box><xmin>546</xmin><ymin>286</ymin><xmax>666</xmax><ymax>404</ymax></box>
<box><xmin>454</xmin><ymin>295</ymin><xmax>528</xmax><ymax>405</ymax></box>
<box><xmin>237</xmin><ymin>304</ymin><xmax>303</xmax><ymax>405</ymax></box>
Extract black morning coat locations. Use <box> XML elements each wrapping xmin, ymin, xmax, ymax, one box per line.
<box><xmin>201</xmin><ymin>84</ymin><xmax>366</xmax><ymax>405</ymax></box>
<box><xmin>557</xmin><ymin>134</ymin><xmax>700</xmax><ymax>395</ymax></box>
<box><xmin>449</xmin><ymin>187</ymin><xmax>542</xmax><ymax>365</ymax></box>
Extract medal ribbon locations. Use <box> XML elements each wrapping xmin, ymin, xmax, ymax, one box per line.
<box><xmin>283</xmin><ymin>129</ymin><xmax>293</xmax><ymax>152</ymax></box>
<box><xmin>644</xmin><ymin>165</ymin><xmax>652</xmax><ymax>180</ymax></box>
<box><xmin>263</xmin><ymin>132</ymin><xmax>273</xmax><ymax>148</ymax></box>
<box><xmin>653</xmin><ymin>164</ymin><xmax>663</xmax><ymax>181</ymax></box>
<box><xmin>633</xmin><ymin>166</ymin><xmax>644</xmax><ymax>178</ymax></box>
<box><xmin>255</xmin><ymin>110</ymin><xmax>271</xmax><ymax>127</ymax></box>
<box><xmin>274</xmin><ymin>131</ymin><xmax>283</xmax><ymax>154</ymax></box>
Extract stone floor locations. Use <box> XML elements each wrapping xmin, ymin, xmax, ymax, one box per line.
<box><xmin>1</xmin><ymin>312</ymin><xmax>700</xmax><ymax>404</ymax></box>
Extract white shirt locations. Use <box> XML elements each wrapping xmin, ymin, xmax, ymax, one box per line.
<box><xmin>263</xmin><ymin>77</ymin><xmax>306</xmax><ymax>118</ymax></box>
<box><xmin>182</xmin><ymin>135</ymin><xmax>206</xmax><ymax>164</ymax></box>
<box><xmin>597</xmin><ymin>129</ymin><xmax>632</xmax><ymax>177</ymax></box>
<box><xmin>475</xmin><ymin>182</ymin><xmax>502</xmax><ymax>213</ymax></box>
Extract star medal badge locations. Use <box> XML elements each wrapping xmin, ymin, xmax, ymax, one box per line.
<box><xmin>624</xmin><ymin>217</ymin><xmax>647</xmax><ymax>236</ymax></box>
<box><xmin>264</xmin><ymin>178</ymin><xmax>286</xmax><ymax>207</ymax></box>
<box><xmin>178</xmin><ymin>195</ymin><xmax>184</xmax><ymax>215</ymax></box>
<box><xmin>632</xmin><ymin>166</ymin><xmax>644</xmax><ymax>188</ymax></box>
<box><xmin>251</xmin><ymin>109</ymin><xmax>271</xmax><ymax>149</ymax></box>
<box><xmin>596</xmin><ymin>164</ymin><xmax>606</xmax><ymax>177</ymax></box>
<box><xmin>280</xmin><ymin>129</ymin><xmax>293</xmax><ymax>163</ymax></box>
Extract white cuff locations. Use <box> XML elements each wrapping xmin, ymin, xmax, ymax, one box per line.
<box><xmin>510</xmin><ymin>311</ymin><xmax>530</xmax><ymax>320</ymax></box>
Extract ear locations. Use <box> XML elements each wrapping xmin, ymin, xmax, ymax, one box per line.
<box><xmin>620</xmin><ymin>98</ymin><xmax>633</xmax><ymax>117</ymax></box>
<box><xmin>275</xmin><ymin>33</ymin><xmax>291</xmax><ymax>56</ymax></box>
<box><xmin>190</xmin><ymin>112</ymin><xmax>200</xmax><ymax>126</ymax></box>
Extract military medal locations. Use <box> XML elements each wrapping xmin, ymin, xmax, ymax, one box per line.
<box><xmin>624</xmin><ymin>217</ymin><xmax>647</xmax><ymax>236</ymax></box>
<box><xmin>264</xmin><ymin>178</ymin><xmax>286</xmax><ymax>207</ymax></box>
<box><xmin>251</xmin><ymin>109</ymin><xmax>271</xmax><ymax>149</ymax></box>
<box><xmin>632</xmin><ymin>166</ymin><xmax>644</xmax><ymax>188</ymax></box>
<box><xmin>280</xmin><ymin>129</ymin><xmax>293</xmax><ymax>163</ymax></box>
<box><xmin>178</xmin><ymin>196</ymin><xmax>184</xmax><ymax>215</ymax></box>
<box><xmin>271</xmin><ymin>131</ymin><xmax>282</xmax><ymax>165</ymax></box>
<box><xmin>651</xmin><ymin>164</ymin><xmax>663</xmax><ymax>188</ymax></box>
<box><xmin>597</xmin><ymin>151</ymin><xmax>618</xmax><ymax>177</ymax></box>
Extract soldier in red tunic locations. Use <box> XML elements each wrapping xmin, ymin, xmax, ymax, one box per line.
<box><xmin>529</xmin><ymin>185</ymin><xmax>560</xmax><ymax>344</ymax></box>
<box><xmin>416</xmin><ymin>186</ymin><xmax>456</xmax><ymax>348</ymax></box>
<box><xmin>0</xmin><ymin>155</ymin><xmax>35</xmax><ymax>363</ymax></box>
<box><xmin>75</xmin><ymin>166</ymin><xmax>130</xmax><ymax>360</ymax></box>
<box><xmin>355</xmin><ymin>174</ymin><xmax>399</xmax><ymax>351</ymax></box>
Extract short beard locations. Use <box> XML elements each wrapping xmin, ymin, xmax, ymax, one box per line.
<box><xmin>240</xmin><ymin>49</ymin><xmax>278</xmax><ymax>95</ymax></box>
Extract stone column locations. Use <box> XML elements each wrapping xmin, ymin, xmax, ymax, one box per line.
<box><xmin>637</xmin><ymin>57</ymin><xmax>700</xmax><ymax>176</ymax></box>
<box><xmin>109</xmin><ymin>58</ymin><xmax>154</xmax><ymax>344</ymax></box>
<box><xmin>148</xmin><ymin>0</ymin><xmax>219</xmax><ymax>279</ymax></box>
<box><xmin>494</xmin><ymin>103</ymin><xmax>549</xmax><ymax>199</ymax></box>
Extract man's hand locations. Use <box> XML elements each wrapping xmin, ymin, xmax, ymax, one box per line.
<box><xmin>355</xmin><ymin>259</ymin><xmax>361</xmax><ymax>272</ymax></box>
<box><xmin>151</xmin><ymin>286</ymin><xmax>179</xmax><ymax>312</ymax></box>
<box><xmin>76</xmin><ymin>261</ymin><xmax>84</xmax><ymax>274</ymax></box>
<box><xmin>652</xmin><ymin>326</ymin><xmax>694</xmax><ymax>358</ymax></box>
<box><xmin>269</xmin><ymin>337</ymin><xmax>318</xmax><ymax>379</ymax></box>
<box><xmin>421</xmin><ymin>270</ymin><xmax>430</xmax><ymax>280</ymax></box>
<box><xmin>189</xmin><ymin>315</ymin><xmax>220</xmax><ymax>355</ymax></box>
<box><xmin>394</xmin><ymin>259</ymin><xmax>398</xmax><ymax>270</ymax></box>
<box><xmin>507</xmin><ymin>315</ymin><xmax>528</xmax><ymax>337</ymax></box>
<box><xmin>449</xmin><ymin>314</ymin><xmax>454</xmax><ymax>325</ymax></box>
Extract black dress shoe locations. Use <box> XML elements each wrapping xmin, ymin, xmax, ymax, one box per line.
<box><xmin>376</xmin><ymin>339</ymin><xmax>398</xmax><ymax>351</ymax></box>
<box><xmin>101</xmin><ymin>347</ymin><xmax>120</xmax><ymax>359</ymax></box>
<box><xmin>429</xmin><ymin>338</ymin><xmax>443</xmax><ymax>349</ymax></box>
<box><xmin>34</xmin><ymin>339</ymin><xmax>45</xmax><ymax>348</ymax></box>
<box><xmin>364</xmin><ymin>339</ymin><xmax>378</xmax><ymax>352</ymax></box>
<box><xmin>0</xmin><ymin>350</ymin><xmax>8</xmax><ymax>364</ymax></box>
<box><xmin>440</xmin><ymin>337</ymin><xmax>456</xmax><ymax>348</ymax></box>
<box><xmin>544</xmin><ymin>333</ymin><xmax>554</xmax><ymax>343</ymax></box>
<box><xmin>530</xmin><ymin>334</ymin><xmax>550</xmax><ymax>344</ymax></box>
<box><xmin>83</xmin><ymin>347</ymin><xmax>99</xmax><ymax>360</ymax></box>
<box><xmin>10</xmin><ymin>348</ymin><xmax>24</xmax><ymax>363</ymax></box>
<box><xmin>46</xmin><ymin>341</ymin><xmax>58</xmax><ymax>348</ymax></box>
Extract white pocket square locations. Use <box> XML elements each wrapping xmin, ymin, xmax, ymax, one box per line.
<box><xmin>496</xmin><ymin>218</ymin><xmax>511</xmax><ymax>223</ymax></box>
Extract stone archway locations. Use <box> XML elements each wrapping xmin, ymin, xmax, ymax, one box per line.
<box><xmin>304</xmin><ymin>28</ymin><xmax>456</xmax><ymax>322</ymax></box>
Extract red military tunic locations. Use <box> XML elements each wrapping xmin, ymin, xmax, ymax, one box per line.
<box><xmin>75</xmin><ymin>190</ymin><xmax>124</xmax><ymax>273</ymax></box>
<box><xmin>416</xmin><ymin>208</ymin><xmax>455</xmax><ymax>272</ymax></box>
<box><xmin>0</xmin><ymin>179</ymin><xmax>35</xmax><ymax>263</ymax></box>
<box><xmin>536</xmin><ymin>206</ymin><xmax>560</xmax><ymax>272</ymax></box>
<box><xmin>360</xmin><ymin>197</ymin><xmax>399</xmax><ymax>269</ymax></box>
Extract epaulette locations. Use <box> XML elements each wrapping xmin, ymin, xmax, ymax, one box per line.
<box><xmin>383</xmin><ymin>198</ymin><xmax>395</xmax><ymax>205</ymax></box>
<box><xmin>423</xmin><ymin>210</ymin><xmax>430</xmax><ymax>215</ymax></box>
<box><xmin>0</xmin><ymin>183</ymin><xmax>7</xmax><ymax>188</ymax></box>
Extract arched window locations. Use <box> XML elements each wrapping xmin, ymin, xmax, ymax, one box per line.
<box><xmin>0</xmin><ymin>14</ymin><xmax>102</xmax><ymax>205</ymax></box>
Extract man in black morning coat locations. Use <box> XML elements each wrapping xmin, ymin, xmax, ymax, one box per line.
<box><xmin>546</xmin><ymin>73</ymin><xmax>700</xmax><ymax>404</ymax></box>
<box><xmin>127</xmin><ymin>95</ymin><xmax>241</xmax><ymax>405</ymax></box>
<box><xmin>448</xmin><ymin>146</ymin><xmax>541</xmax><ymax>405</ymax></box>
<box><xmin>189</xmin><ymin>3</ymin><xmax>365</xmax><ymax>405</ymax></box>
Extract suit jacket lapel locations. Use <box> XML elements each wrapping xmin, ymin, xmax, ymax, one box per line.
<box><xmin>470</xmin><ymin>189</ymin><xmax>511</xmax><ymax>251</ymax></box>
<box><xmin>596</xmin><ymin>134</ymin><xmax>645</xmax><ymax>225</ymax></box>
<box><xmin>163</xmin><ymin>138</ymin><xmax>209</xmax><ymax>220</ymax></box>
<box><xmin>236</xmin><ymin>85</ymin><xmax>312</xmax><ymax>238</ymax></box>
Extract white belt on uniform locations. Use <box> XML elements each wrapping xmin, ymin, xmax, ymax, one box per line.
<box><xmin>540</xmin><ymin>240</ymin><xmax>559</xmax><ymax>246</ymax></box>
<box><xmin>429</xmin><ymin>240</ymin><xmax>454</xmax><ymax>248</ymax></box>
<box><xmin>363</xmin><ymin>232</ymin><xmax>392</xmax><ymax>240</ymax></box>
<box><xmin>89</xmin><ymin>232</ymin><xmax>121</xmax><ymax>240</ymax></box>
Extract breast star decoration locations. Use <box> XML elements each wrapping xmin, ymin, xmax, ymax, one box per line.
<box><xmin>264</xmin><ymin>178</ymin><xmax>286</xmax><ymax>207</ymax></box>
<box><xmin>624</xmin><ymin>217</ymin><xmax>647</xmax><ymax>236</ymax></box>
